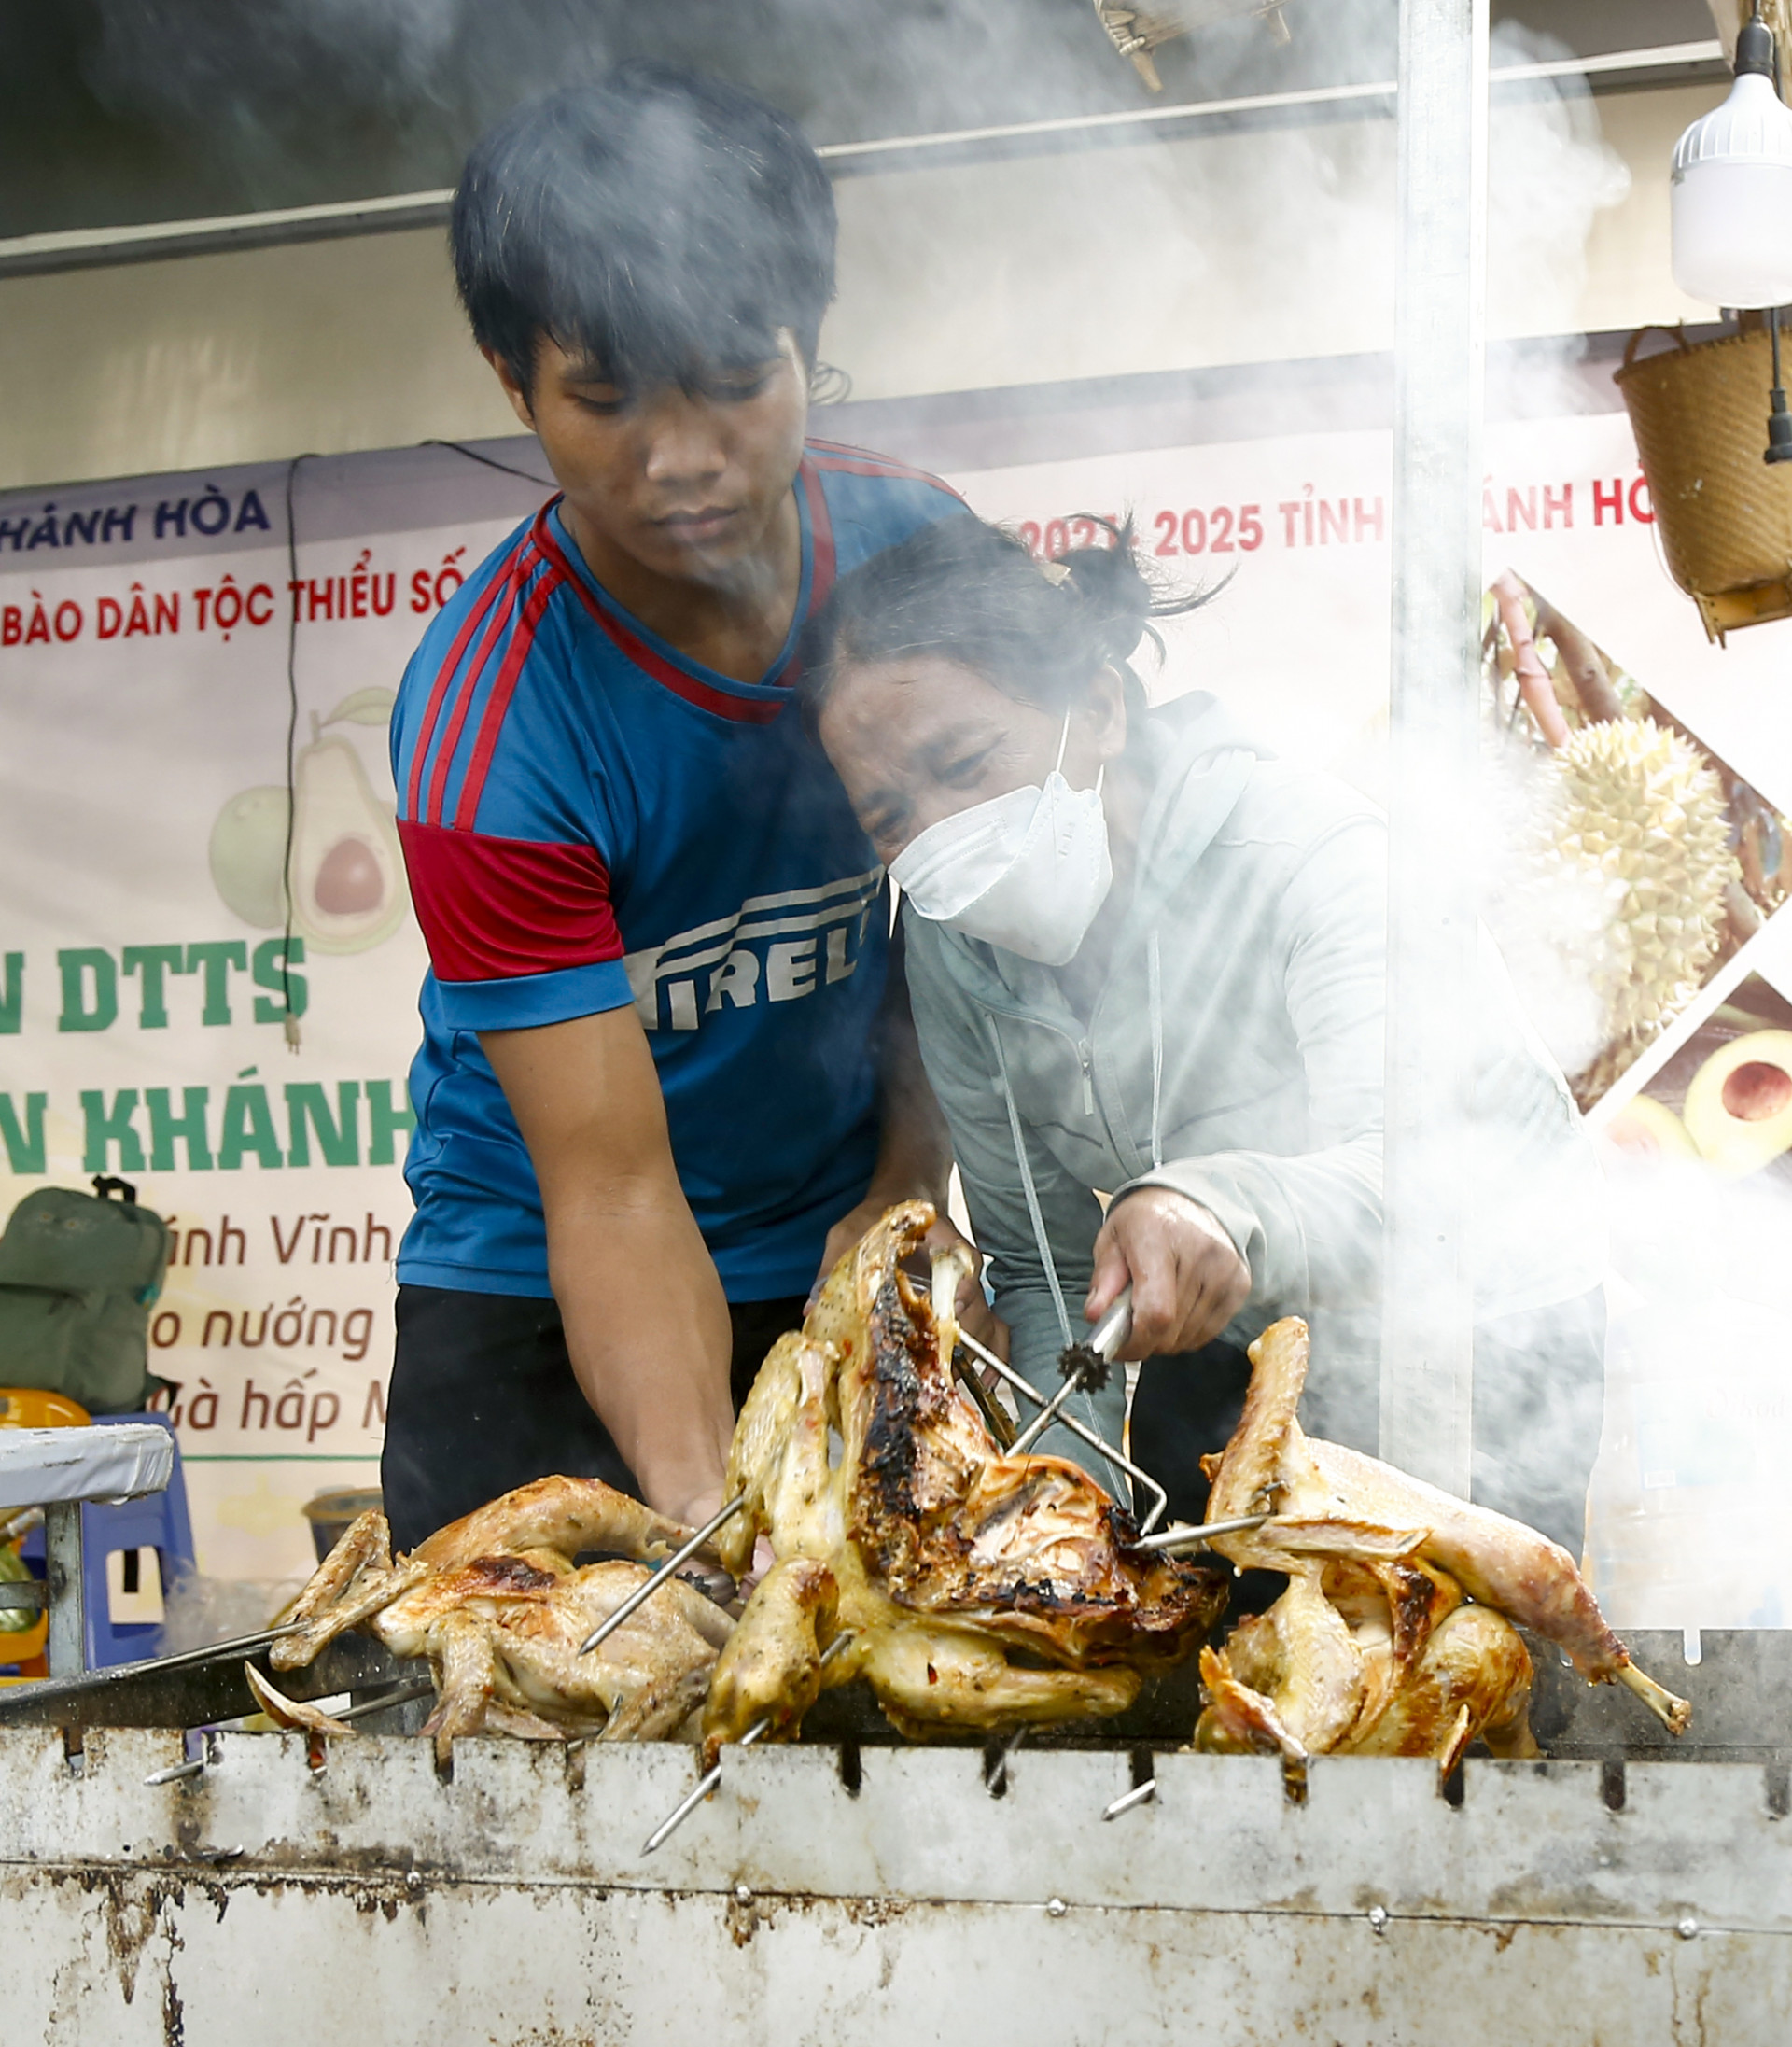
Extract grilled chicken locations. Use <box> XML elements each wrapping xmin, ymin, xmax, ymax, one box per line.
<box><xmin>704</xmin><ymin>1202</ymin><xmax>1222</xmax><ymax>1760</ymax></box>
<box><xmin>259</xmin><ymin>1475</ymin><xmax>730</xmax><ymax>1760</ymax></box>
<box><xmin>1193</xmin><ymin>1318</ymin><xmax>1690</xmax><ymax>1772</ymax></box>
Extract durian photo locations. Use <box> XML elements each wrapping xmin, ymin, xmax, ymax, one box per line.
<box><xmin>1481</xmin><ymin>572</ymin><xmax>1791</xmax><ymax>1109</ymax></box>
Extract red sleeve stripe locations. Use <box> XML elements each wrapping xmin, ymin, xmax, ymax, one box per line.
<box><xmin>532</xmin><ymin>512</ymin><xmax>783</xmax><ymax>725</ymax></box>
<box><xmin>800</xmin><ymin>456</ymin><xmax>836</xmax><ymax>612</ymax></box>
<box><xmin>806</xmin><ymin>452</ymin><xmax>966</xmax><ymax>500</ymax></box>
<box><xmin>804</xmin><ymin>439</ymin><xmax>964</xmax><ymax>499</ymax></box>
<box><xmin>452</xmin><ymin>558</ymin><xmax>567</xmax><ymax>830</ymax></box>
<box><xmin>422</xmin><ymin>563</ymin><xmax>526</xmax><ymax>828</ymax></box>
<box><xmin>405</xmin><ymin>531</ymin><xmax>532</xmax><ymax>821</ymax></box>
<box><xmin>398</xmin><ymin>819</ymin><xmax>622</xmax><ymax>981</ymax></box>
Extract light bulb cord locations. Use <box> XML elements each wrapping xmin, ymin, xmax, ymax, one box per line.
<box><xmin>1767</xmin><ymin>306</ymin><xmax>1792</xmax><ymax>466</ymax></box>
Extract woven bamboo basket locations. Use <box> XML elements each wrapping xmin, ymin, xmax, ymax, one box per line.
<box><xmin>1614</xmin><ymin>323</ymin><xmax>1792</xmax><ymax>644</ymax></box>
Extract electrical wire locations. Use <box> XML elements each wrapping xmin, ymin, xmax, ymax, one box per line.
<box><xmin>280</xmin><ymin>453</ymin><xmax>315</xmax><ymax>1050</ymax></box>
<box><xmin>419</xmin><ymin>438</ymin><xmax>554</xmax><ymax>486</ymax></box>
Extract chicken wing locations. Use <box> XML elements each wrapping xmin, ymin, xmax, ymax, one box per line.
<box><xmin>1193</xmin><ymin>1316</ymin><xmax>1688</xmax><ymax>1767</ymax></box>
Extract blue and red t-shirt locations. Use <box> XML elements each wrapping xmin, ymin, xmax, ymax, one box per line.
<box><xmin>389</xmin><ymin>441</ymin><xmax>962</xmax><ymax>1302</ymax></box>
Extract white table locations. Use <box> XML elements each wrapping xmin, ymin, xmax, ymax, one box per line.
<box><xmin>0</xmin><ymin>1423</ymin><xmax>173</xmax><ymax>1675</ymax></box>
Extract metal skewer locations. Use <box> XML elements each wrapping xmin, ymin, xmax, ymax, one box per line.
<box><xmin>0</xmin><ymin>1618</ymin><xmax>316</xmax><ymax>1728</ymax></box>
<box><xmin>1010</xmin><ymin>1285</ymin><xmax>1133</xmax><ymax>1458</ymax></box>
<box><xmin>578</xmin><ymin>1495</ymin><xmax>747</xmax><ymax>1657</ymax></box>
<box><xmin>143</xmin><ymin>1675</ymin><xmax>437</xmax><ymax>1786</ymax></box>
<box><xmin>1127</xmin><ymin>1512</ymin><xmax>1271</xmax><ymax>1554</ymax></box>
<box><xmin>1102</xmin><ymin>1778</ymin><xmax>1158</xmax><ymax>1821</ymax></box>
<box><xmin>642</xmin><ymin>1633</ymin><xmax>855</xmax><ymax>1857</ymax></box>
<box><xmin>129</xmin><ymin>1619</ymin><xmax>311</xmax><ymax>1677</ymax></box>
<box><xmin>984</xmin><ymin>1721</ymin><xmax>1028</xmax><ymax>1794</ymax></box>
<box><xmin>952</xmin><ymin>1346</ymin><xmax>1017</xmax><ymax>1451</ymax></box>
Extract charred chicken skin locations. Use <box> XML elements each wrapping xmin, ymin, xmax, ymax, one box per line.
<box><xmin>704</xmin><ymin>1201</ymin><xmax>1223</xmax><ymax>1760</ymax></box>
<box><xmin>1193</xmin><ymin>1317</ymin><xmax>1690</xmax><ymax>1773</ymax></box>
<box><xmin>258</xmin><ymin>1476</ymin><xmax>730</xmax><ymax>1760</ymax></box>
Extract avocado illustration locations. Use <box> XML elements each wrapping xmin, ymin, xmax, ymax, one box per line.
<box><xmin>209</xmin><ymin>785</ymin><xmax>291</xmax><ymax>929</ymax></box>
<box><xmin>1683</xmin><ymin>1028</ymin><xmax>1792</xmax><ymax>1178</ymax></box>
<box><xmin>1603</xmin><ymin>1093</ymin><xmax>1699</xmax><ymax>1161</ymax></box>
<box><xmin>288</xmin><ymin>715</ymin><xmax>408</xmax><ymax>954</ymax></box>
<box><xmin>207</xmin><ymin>687</ymin><xmax>408</xmax><ymax>954</ymax></box>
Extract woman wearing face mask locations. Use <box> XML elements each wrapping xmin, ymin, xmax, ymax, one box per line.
<box><xmin>796</xmin><ymin>514</ymin><xmax>1608</xmax><ymax>1560</ymax></box>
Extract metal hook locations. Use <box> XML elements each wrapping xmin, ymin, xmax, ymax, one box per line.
<box><xmin>1127</xmin><ymin>1513</ymin><xmax>1271</xmax><ymax>1554</ymax></box>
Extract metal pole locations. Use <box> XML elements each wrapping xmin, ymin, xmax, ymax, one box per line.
<box><xmin>43</xmin><ymin>1501</ymin><xmax>85</xmax><ymax>1678</ymax></box>
<box><xmin>1379</xmin><ymin>0</ymin><xmax>1489</xmax><ymax>1496</ymax></box>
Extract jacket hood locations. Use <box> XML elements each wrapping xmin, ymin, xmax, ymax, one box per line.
<box><xmin>1119</xmin><ymin>690</ymin><xmax>1269</xmax><ymax>945</ymax></box>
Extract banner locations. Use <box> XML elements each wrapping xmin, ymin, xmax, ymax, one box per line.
<box><xmin>0</xmin><ymin>446</ymin><xmax>553</xmax><ymax>1590</ymax></box>
<box><xmin>4</xmin><ymin>409</ymin><xmax>1790</xmax><ymax>1629</ymax></box>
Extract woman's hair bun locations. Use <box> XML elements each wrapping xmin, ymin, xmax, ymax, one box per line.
<box><xmin>796</xmin><ymin>504</ymin><xmax>1219</xmax><ymax>730</ymax></box>
<box><xmin>1056</xmin><ymin>517</ymin><xmax>1157</xmax><ymax>668</ymax></box>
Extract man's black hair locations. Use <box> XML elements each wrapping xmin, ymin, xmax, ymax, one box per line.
<box><xmin>453</xmin><ymin>64</ymin><xmax>836</xmax><ymax>397</ymax></box>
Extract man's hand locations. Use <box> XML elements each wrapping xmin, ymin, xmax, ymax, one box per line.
<box><xmin>1085</xmin><ymin>1188</ymin><xmax>1251</xmax><ymax>1358</ymax></box>
<box><xmin>813</xmin><ymin>1199</ymin><xmax>1009</xmax><ymax>1360</ymax></box>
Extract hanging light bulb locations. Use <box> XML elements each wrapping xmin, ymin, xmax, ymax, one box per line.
<box><xmin>1671</xmin><ymin>8</ymin><xmax>1792</xmax><ymax>309</ymax></box>
<box><xmin>1672</xmin><ymin>9</ymin><xmax>1792</xmax><ymax>465</ymax></box>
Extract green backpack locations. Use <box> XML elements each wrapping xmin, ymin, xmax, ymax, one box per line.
<box><xmin>0</xmin><ymin>1178</ymin><xmax>170</xmax><ymax>1413</ymax></box>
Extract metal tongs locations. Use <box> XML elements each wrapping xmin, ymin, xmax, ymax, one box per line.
<box><xmin>955</xmin><ymin>1294</ymin><xmax>1268</xmax><ymax>1555</ymax></box>
<box><xmin>952</xmin><ymin>1283</ymin><xmax>1173</xmax><ymax>1535</ymax></box>
<box><xmin>1012</xmin><ymin>1282</ymin><xmax>1135</xmax><ymax>1456</ymax></box>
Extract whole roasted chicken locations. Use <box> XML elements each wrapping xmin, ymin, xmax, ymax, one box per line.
<box><xmin>1194</xmin><ymin>1318</ymin><xmax>1691</xmax><ymax>1775</ymax></box>
<box><xmin>702</xmin><ymin>1201</ymin><xmax>1223</xmax><ymax>1760</ymax></box>
<box><xmin>254</xmin><ymin>1476</ymin><xmax>732</xmax><ymax>1760</ymax></box>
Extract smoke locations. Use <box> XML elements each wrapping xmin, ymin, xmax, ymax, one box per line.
<box><xmin>80</xmin><ymin>0</ymin><xmax>481</xmax><ymax>203</ymax></box>
<box><xmin>1484</xmin><ymin>21</ymin><xmax>1632</xmax><ymax>415</ymax></box>
<box><xmin>1487</xmin><ymin>22</ymin><xmax>1633</xmax><ymax>330</ymax></box>
<box><xmin>70</xmin><ymin>4</ymin><xmax>1632</xmax><ymax>422</ymax></box>
<box><xmin>72</xmin><ymin>0</ymin><xmax>1323</xmax><ymax>207</ymax></box>
<box><xmin>1589</xmin><ymin>1145</ymin><xmax>1792</xmax><ymax>1631</ymax></box>
<box><xmin>824</xmin><ymin>10</ymin><xmax>1632</xmax><ymax>405</ymax></box>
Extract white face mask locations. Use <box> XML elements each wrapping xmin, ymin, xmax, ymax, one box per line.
<box><xmin>889</xmin><ymin>713</ymin><xmax>1113</xmax><ymax>966</ymax></box>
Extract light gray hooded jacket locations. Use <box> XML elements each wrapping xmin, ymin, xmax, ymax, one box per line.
<box><xmin>903</xmin><ymin>692</ymin><xmax>1605</xmax><ymax>1479</ymax></box>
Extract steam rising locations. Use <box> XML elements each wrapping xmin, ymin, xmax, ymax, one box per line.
<box><xmin>1485</xmin><ymin>23</ymin><xmax>1632</xmax><ymax>414</ymax></box>
<box><xmin>1591</xmin><ymin>1146</ymin><xmax>1792</xmax><ymax>1632</ymax></box>
<box><xmin>77</xmin><ymin>0</ymin><xmax>1389</xmax><ymax>196</ymax></box>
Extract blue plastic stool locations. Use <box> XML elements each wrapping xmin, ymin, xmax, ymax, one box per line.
<box><xmin>83</xmin><ymin>1412</ymin><xmax>194</xmax><ymax>1667</ymax></box>
<box><xmin>16</xmin><ymin>1413</ymin><xmax>196</xmax><ymax>1669</ymax></box>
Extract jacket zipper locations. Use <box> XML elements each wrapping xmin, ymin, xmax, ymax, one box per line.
<box><xmin>965</xmin><ymin>982</ymin><xmax>1117</xmax><ymax>1149</ymax></box>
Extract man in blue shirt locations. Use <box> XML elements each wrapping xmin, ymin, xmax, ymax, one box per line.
<box><xmin>385</xmin><ymin>66</ymin><xmax>976</xmax><ymax>1549</ymax></box>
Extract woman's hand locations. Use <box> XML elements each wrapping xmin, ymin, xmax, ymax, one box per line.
<box><xmin>1085</xmin><ymin>1188</ymin><xmax>1251</xmax><ymax>1357</ymax></box>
